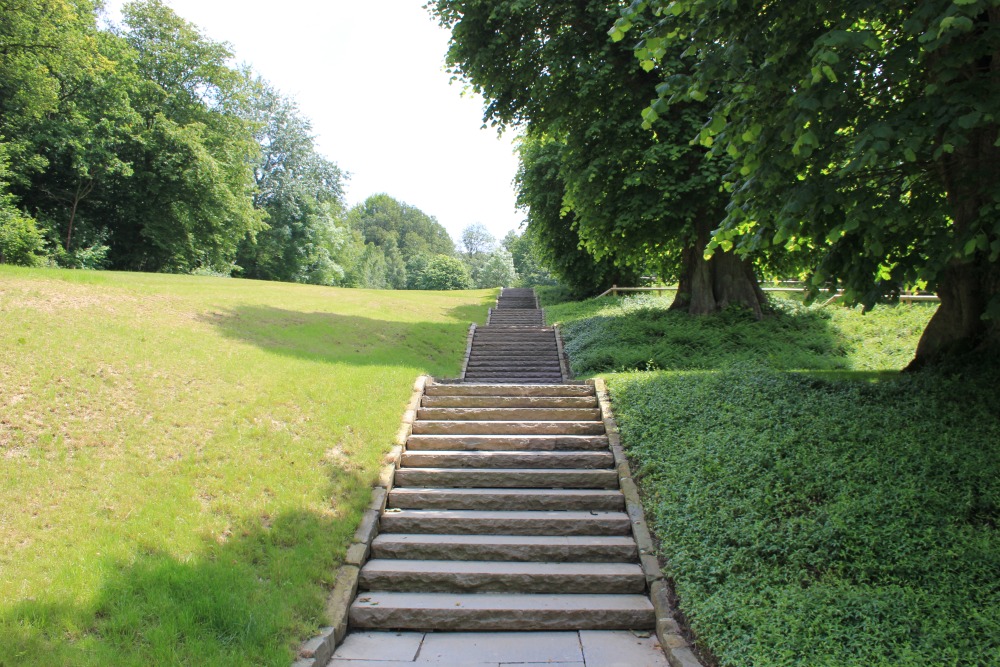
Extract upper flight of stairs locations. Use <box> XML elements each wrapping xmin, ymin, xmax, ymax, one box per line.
<box><xmin>464</xmin><ymin>287</ymin><xmax>562</xmax><ymax>384</ymax></box>
<box><xmin>347</xmin><ymin>288</ymin><xmax>656</xmax><ymax>633</ymax></box>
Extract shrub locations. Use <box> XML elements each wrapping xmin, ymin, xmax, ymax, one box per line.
<box><xmin>0</xmin><ymin>207</ymin><xmax>46</xmax><ymax>266</ymax></box>
<box><xmin>414</xmin><ymin>254</ymin><xmax>472</xmax><ymax>290</ymax></box>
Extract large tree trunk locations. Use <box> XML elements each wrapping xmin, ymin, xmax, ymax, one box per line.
<box><xmin>671</xmin><ymin>219</ymin><xmax>769</xmax><ymax>319</ymax></box>
<box><xmin>910</xmin><ymin>257</ymin><xmax>1000</xmax><ymax>369</ymax></box>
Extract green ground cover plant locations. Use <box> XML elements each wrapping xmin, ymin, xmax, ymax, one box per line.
<box><xmin>0</xmin><ymin>266</ymin><xmax>492</xmax><ymax>666</ymax></box>
<box><xmin>548</xmin><ymin>292</ymin><xmax>935</xmax><ymax>374</ymax></box>
<box><xmin>554</xmin><ymin>291</ymin><xmax>997</xmax><ymax>665</ymax></box>
<box><xmin>609</xmin><ymin>363</ymin><xmax>999</xmax><ymax>666</ymax></box>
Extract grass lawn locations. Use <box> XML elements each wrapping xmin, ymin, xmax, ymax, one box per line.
<box><xmin>0</xmin><ymin>266</ymin><xmax>493</xmax><ymax>666</ymax></box>
<box><xmin>550</xmin><ymin>292</ymin><xmax>1000</xmax><ymax>666</ymax></box>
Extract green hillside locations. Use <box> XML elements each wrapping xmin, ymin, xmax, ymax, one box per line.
<box><xmin>0</xmin><ymin>267</ymin><xmax>492</xmax><ymax>665</ymax></box>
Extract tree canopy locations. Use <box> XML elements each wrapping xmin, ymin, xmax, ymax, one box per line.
<box><xmin>616</xmin><ymin>0</ymin><xmax>1000</xmax><ymax>364</ymax></box>
<box><xmin>428</xmin><ymin>0</ymin><xmax>769</xmax><ymax>311</ymax></box>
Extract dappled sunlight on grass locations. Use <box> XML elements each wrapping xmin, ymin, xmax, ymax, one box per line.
<box><xmin>547</xmin><ymin>292</ymin><xmax>936</xmax><ymax>374</ymax></box>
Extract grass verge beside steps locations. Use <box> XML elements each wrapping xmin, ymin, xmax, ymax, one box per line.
<box><xmin>0</xmin><ymin>266</ymin><xmax>493</xmax><ymax>666</ymax></box>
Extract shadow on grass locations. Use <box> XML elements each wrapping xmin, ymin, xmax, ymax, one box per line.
<box><xmin>0</xmin><ymin>466</ymin><xmax>371</xmax><ymax>667</ymax></box>
<box><xmin>558</xmin><ymin>301</ymin><xmax>851</xmax><ymax>375</ymax></box>
<box><xmin>199</xmin><ymin>306</ymin><xmax>476</xmax><ymax>377</ymax></box>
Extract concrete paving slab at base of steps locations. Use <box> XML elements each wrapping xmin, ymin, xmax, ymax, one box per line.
<box><xmin>358</xmin><ymin>559</ymin><xmax>646</xmax><ymax>594</ymax></box>
<box><xmin>370</xmin><ymin>534</ymin><xmax>639</xmax><ymax>562</ymax></box>
<box><xmin>392</xmin><ymin>467</ymin><xmax>620</xmax><ymax>489</ymax></box>
<box><xmin>378</xmin><ymin>509</ymin><xmax>631</xmax><ymax>536</ymax></box>
<box><xmin>404</xmin><ymin>434</ymin><xmax>610</xmax><ymax>451</ymax></box>
<box><xmin>415</xmin><ymin>407</ymin><xmax>601</xmax><ymax>422</ymax></box>
<box><xmin>327</xmin><ymin>630</ymin><xmax>590</xmax><ymax>665</ymax></box>
<box><xmin>349</xmin><ymin>592</ymin><xmax>656</xmax><ymax>631</ymax></box>
<box><xmin>399</xmin><ymin>450</ymin><xmax>614</xmax><ymax>470</ymax></box>
<box><xmin>411</xmin><ymin>421</ymin><xmax>604</xmax><ymax>436</ymax></box>
<box><xmin>423</xmin><ymin>384</ymin><xmax>593</xmax><ymax>397</ymax></box>
<box><xmin>387</xmin><ymin>487</ymin><xmax>625</xmax><ymax>511</ymax></box>
<box><xmin>420</xmin><ymin>395</ymin><xmax>598</xmax><ymax>409</ymax></box>
<box><xmin>579</xmin><ymin>630</ymin><xmax>671</xmax><ymax>666</ymax></box>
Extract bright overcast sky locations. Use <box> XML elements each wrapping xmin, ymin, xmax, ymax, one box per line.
<box><xmin>102</xmin><ymin>0</ymin><xmax>524</xmax><ymax>244</ymax></box>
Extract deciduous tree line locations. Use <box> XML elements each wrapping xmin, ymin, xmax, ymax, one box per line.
<box><xmin>0</xmin><ymin>0</ymin><xmax>534</xmax><ymax>291</ymax></box>
<box><xmin>428</xmin><ymin>0</ymin><xmax>1000</xmax><ymax>366</ymax></box>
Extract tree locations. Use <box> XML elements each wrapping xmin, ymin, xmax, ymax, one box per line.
<box><xmin>348</xmin><ymin>194</ymin><xmax>455</xmax><ymax>259</ymax></box>
<box><xmin>0</xmin><ymin>144</ymin><xmax>45</xmax><ymax>266</ymax></box>
<box><xmin>413</xmin><ymin>254</ymin><xmax>472</xmax><ymax>290</ymax></box>
<box><xmin>460</xmin><ymin>222</ymin><xmax>496</xmax><ymax>256</ymax></box>
<box><xmin>428</xmin><ymin>0</ymin><xmax>769</xmax><ymax>315</ymax></box>
<box><xmin>618</xmin><ymin>0</ymin><xmax>1000</xmax><ymax>364</ymax></box>
<box><xmin>97</xmin><ymin>0</ymin><xmax>263</xmax><ymax>272</ymax></box>
<box><xmin>474</xmin><ymin>248</ymin><xmax>518</xmax><ymax>288</ymax></box>
<box><xmin>502</xmin><ymin>229</ymin><xmax>555</xmax><ymax>287</ymax></box>
<box><xmin>235</xmin><ymin>77</ymin><xmax>351</xmax><ymax>285</ymax></box>
<box><xmin>515</xmin><ymin>132</ymin><xmax>642</xmax><ymax>297</ymax></box>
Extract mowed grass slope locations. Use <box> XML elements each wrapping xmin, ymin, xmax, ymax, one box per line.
<box><xmin>548</xmin><ymin>292</ymin><xmax>999</xmax><ymax>666</ymax></box>
<box><xmin>0</xmin><ymin>267</ymin><xmax>493</xmax><ymax>666</ymax></box>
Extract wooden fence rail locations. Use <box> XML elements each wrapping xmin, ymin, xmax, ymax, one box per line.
<box><xmin>595</xmin><ymin>285</ymin><xmax>939</xmax><ymax>303</ymax></box>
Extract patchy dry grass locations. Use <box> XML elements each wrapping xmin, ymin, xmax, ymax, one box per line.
<box><xmin>0</xmin><ymin>266</ymin><xmax>492</xmax><ymax>666</ymax></box>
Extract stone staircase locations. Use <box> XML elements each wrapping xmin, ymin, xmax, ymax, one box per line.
<box><xmin>464</xmin><ymin>287</ymin><xmax>562</xmax><ymax>384</ymax></box>
<box><xmin>347</xmin><ymin>288</ymin><xmax>656</xmax><ymax>633</ymax></box>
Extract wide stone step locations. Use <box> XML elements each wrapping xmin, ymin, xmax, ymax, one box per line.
<box><xmin>471</xmin><ymin>343</ymin><xmax>556</xmax><ymax>350</ymax></box>
<box><xmin>400</xmin><ymin>450</ymin><xmax>614</xmax><ymax>470</ymax></box>
<box><xmin>465</xmin><ymin>359</ymin><xmax>562</xmax><ymax>367</ymax></box>
<box><xmin>370</xmin><ymin>534</ymin><xmax>638</xmax><ymax>562</ymax></box>
<box><xmin>466</xmin><ymin>355</ymin><xmax>560</xmax><ymax>362</ymax></box>
<box><xmin>416</xmin><ymin>407</ymin><xmax>601</xmax><ymax>421</ymax></box>
<box><xmin>387</xmin><ymin>487</ymin><xmax>625</xmax><ymax>511</ymax></box>
<box><xmin>421</xmin><ymin>396</ymin><xmax>597</xmax><ymax>409</ymax></box>
<box><xmin>379</xmin><ymin>510</ymin><xmax>630</xmax><ymax>536</ymax></box>
<box><xmin>411</xmin><ymin>421</ymin><xmax>604</xmax><ymax>436</ymax></box>
<box><xmin>424</xmin><ymin>384</ymin><xmax>593</xmax><ymax>397</ymax></box>
<box><xmin>393</xmin><ymin>467</ymin><xmax>619</xmax><ymax>489</ymax></box>
<box><xmin>463</xmin><ymin>371</ymin><xmax>563</xmax><ymax>377</ymax></box>
<box><xmin>358</xmin><ymin>560</ymin><xmax>646</xmax><ymax>594</ymax></box>
<box><xmin>349</xmin><ymin>592</ymin><xmax>655</xmax><ymax>631</ymax></box>
<box><xmin>465</xmin><ymin>378</ymin><xmax>566</xmax><ymax>385</ymax></box>
<box><xmin>405</xmin><ymin>434</ymin><xmax>609</xmax><ymax>451</ymax></box>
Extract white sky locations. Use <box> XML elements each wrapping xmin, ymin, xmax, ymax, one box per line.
<box><xmin>102</xmin><ymin>0</ymin><xmax>524</xmax><ymax>245</ymax></box>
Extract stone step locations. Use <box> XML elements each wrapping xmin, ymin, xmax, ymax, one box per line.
<box><xmin>421</xmin><ymin>396</ymin><xmax>598</xmax><ymax>409</ymax></box>
<box><xmin>400</xmin><ymin>450</ymin><xmax>614</xmax><ymax>470</ymax></box>
<box><xmin>416</xmin><ymin>407</ymin><xmax>601</xmax><ymax>422</ymax></box>
<box><xmin>464</xmin><ymin>378</ymin><xmax>566</xmax><ymax>385</ymax></box>
<box><xmin>370</xmin><ymin>534</ymin><xmax>638</xmax><ymax>562</ymax></box>
<box><xmin>349</xmin><ymin>592</ymin><xmax>655</xmax><ymax>631</ymax></box>
<box><xmin>379</xmin><ymin>510</ymin><xmax>631</xmax><ymax>536</ymax></box>
<box><xmin>424</xmin><ymin>384</ymin><xmax>593</xmax><ymax>397</ymax></box>
<box><xmin>472</xmin><ymin>344</ymin><xmax>554</xmax><ymax>350</ymax></box>
<box><xmin>462</xmin><ymin>375</ymin><xmax>566</xmax><ymax>383</ymax></box>
<box><xmin>465</xmin><ymin>359</ymin><xmax>562</xmax><ymax>367</ymax></box>
<box><xmin>463</xmin><ymin>372</ymin><xmax>563</xmax><ymax>378</ymax></box>
<box><xmin>466</xmin><ymin>355</ymin><xmax>560</xmax><ymax>362</ymax></box>
<box><xmin>387</xmin><ymin>487</ymin><xmax>625</xmax><ymax>511</ymax></box>
<box><xmin>405</xmin><ymin>434</ymin><xmax>609</xmax><ymax>451</ymax></box>
<box><xmin>358</xmin><ymin>560</ymin><xmax>646</xmax><ymax>594</ymax></box>
<box><xmin>411</xmin><ymin>421</ymin><xmax>604</xmax><ymax>436</ymax></box>
<box><xmin>393</xmin><ymin>467</ymin><xmax>619</xmax><ymax>489</ymax></box>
